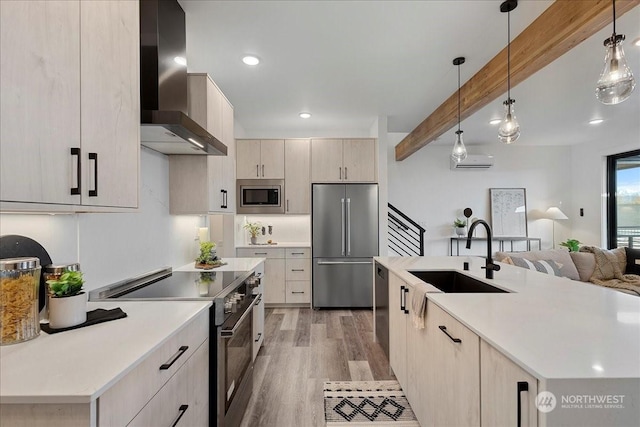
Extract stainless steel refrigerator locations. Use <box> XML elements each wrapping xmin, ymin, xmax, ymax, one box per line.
<box><xmin>312</xmin><ymin>183</ymin><xmax>379</xmax><ymax>308</ymax></box>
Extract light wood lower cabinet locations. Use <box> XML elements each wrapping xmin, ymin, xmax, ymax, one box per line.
<box><xmin>388</xmin><ymin>272</ymin><xmax>409</xmax><ymax>388</ymax></box>
<box><xmin>481</xmin><ymin>339</ymin><xmax>538</xmax><ymax>427</ymax></box>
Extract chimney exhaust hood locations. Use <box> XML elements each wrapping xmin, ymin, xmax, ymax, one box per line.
<box><xmin>139</xmin><ymin>0</ymin><xmax>227</xmax><ymax>156</ymax></box>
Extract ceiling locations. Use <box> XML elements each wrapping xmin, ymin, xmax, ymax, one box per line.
<box><xmin>180</xmin><ymin>0</ymin><xmax>640</xmax><ymax>149</ymax></box>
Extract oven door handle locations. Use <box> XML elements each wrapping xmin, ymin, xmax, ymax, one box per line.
<box><xmin>220</xmin><ymin>302</ymin><xmax>254</xmax><ymax>338</ymax></box>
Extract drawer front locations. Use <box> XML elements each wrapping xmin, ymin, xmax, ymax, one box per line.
<box><xmin>286</xmin><ymin>258</ymin><xmax>311</xmax><ymax>281</ymax></box>
<box><xmin>129</xmin><ymin>340</ymin><xmax>209</xmax><ymax>427</ymax></box>
<box><xmin>285</xmin><ymin>248</ymin><xmax>310</xmax><ymax>258</ymax></box>
<box><xmin>286</xmin><ymin>280</ymin><xmax>310</xmax><ymax>303</ymax></box>
<box><xmin>237</xmin><ymin>247</ymin><xmax>285</xmax><ymax>259</ymax></box>
<box><xmin>98</xmin><ymin>310</ymin><xmax>209</xmax><ymax>427</ymax></box>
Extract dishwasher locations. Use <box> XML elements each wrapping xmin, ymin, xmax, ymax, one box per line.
<box><xmin>374</xmin><ymin>262</ymin><xmax>389</xmax><ymax>359</ymax></box>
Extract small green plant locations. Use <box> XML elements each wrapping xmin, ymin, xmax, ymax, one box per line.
<box><xmin>196</xmin><ymin>241</ymin><xmax>218</xmax><ymax>265</ymax></box>
<box><xmin>453</xmin><ymin>218</ymin><xmax>466</xmax><ymax>228</ymax></box>
<box><xmin>47</xmin><ymin>270</ymin><xmax>85</xmax><ymax>297</ymax></box>
<box><xmin>243</xmin><ymin>222</ymin><xmax>261</xmax><ymax>237</ymax></box>
<box><xmin>559</xmin><ymin>239</ymin><xmax>581</xmax><ymax>252</ymax></box>
<box><xmin>199</xmin><ymin>272</ymin><xmax>216</xmax><ymax>283</ymax></box>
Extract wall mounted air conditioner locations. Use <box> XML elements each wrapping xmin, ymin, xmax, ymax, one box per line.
<box><xmin>450</xmin><ymin>154</ymin><xmax>494</xmax><ymax>170</ymax></box>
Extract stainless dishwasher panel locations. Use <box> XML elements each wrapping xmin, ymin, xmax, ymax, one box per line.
<box><xmin>374</xmin><ymin>262</ymin><xmax>389</xmax><ymax>359</ymax></box>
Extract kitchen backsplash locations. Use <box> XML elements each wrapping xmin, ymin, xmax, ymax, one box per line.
<box><xmin>235</xmin><ymin>215</ymin><xmax>311</xmax><ymax>246</ymax></box>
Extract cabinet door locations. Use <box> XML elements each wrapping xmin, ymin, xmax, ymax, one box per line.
<box><xmin>260</xmin><ymin>139</ymin><xmax>285</xmax><ymax>179</ymax></box>
<box><xmin>423</xmin><ymin>302</ymin><xmax>480</xmax><ymax>427</ymax></box>
<box><xmin>481</xmin><ymin>340</ymin><xmax>538</xmax><ymax>427</ymax></box>
<box><xmin>0</xmin><ymin>0</ymin><xmax>81</xmax><ymax>205</ymax></box>
<box><xmin>343</xmin><ymin>139</ymin><xmax>375</xmax><ymax>182</ymax></box>
<box><xmin>221</xmin><ymin>97</ymin><xmax>236</xmax><ymax>212</ymax></box>
<box><xmin>208</xmin><ymin>155</ymin><xmax>225</xmax><ymax>212</ymax></box>
<box><xmin>405</xmin><ymin>297</ymin><xmax>432</xmax><ymax>426</ymax></box>
<box><xmin>311</xmin><ymin>139</ymin><xmax>343</xmax><ymax>182</ymax></box>
<box><xmin>236</xmin><ymin>140</ymin><xmax>262</xmax><ymax>179</ymax></box>
<box><xmin>284</xmin><ymin>139</ymin><xmax>311</xmax><ymax>214</ymax></box>
<box><xmin>80</xmin><ymin>0</ymin><xmax>139</xmax><ymax>208</ymax></box>
<box><xmin>264</xmin><ymin>258</ymin><xmax>286</xmax><ymax>304</ymax></box>
<box><xmin>184</xmin><ymin>340</ymin><xmax>209</xmax><ymax>426</ymax></box>
<box><xmin>388</xmin><ymin>273</ymin><xmax>408</xmax><ymax>388</ymax></box>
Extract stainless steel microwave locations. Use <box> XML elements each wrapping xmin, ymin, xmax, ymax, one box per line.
<box><xmin>237</xmin><ymin>179</ymin><xmax>285</xmax><ymax>214</ymax></box>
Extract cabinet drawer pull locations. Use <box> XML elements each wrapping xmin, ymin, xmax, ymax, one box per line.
<box><xmin>88</xmin><ymin>153</ymin><xmax>98</xmax><ymax>197</ymax></box>
<box><xmin>291</xmin><ymin>268</ymin><xmax>305</xmax><ymax>272</ymax></box>
<box><xmin>170</xmin><ymin>404</ymin><xmax>189</xmax><ymax>427</ymax></box>
<box><xmin>70</xmin><ymin>148</ymin><xmax>81</xmax><ymax>195</ymax></box>
<box><xmin>438</xmin><ymin>325</ymin><xmax>462</xmax><ymax>343</ymax></box>
<box><xmin>339</xmin><ymin>167</ymin><xmax>342</xmax><ymax>180</ymax></box>
<box><xmin>345</xmin><ymin>166</ymin><xmax>348</xmax><ymax>180</ymax></box>
<box><xmin>291</xmin><ymin>291</ymin><xmax>306</xmax><ymax>294</ymax></box>
<box><xmin>517</xmin><ymin>381</ymin><xmax>529</xmax><ymax>427</ymax></box>
<box><xmin>291</xmin><ymin>252</ymin><xmax>305</xmax><ymax>255</ymax></box>
<box><xmin>286</xmin><ymin>199</ymin><xmax>289</xmax><ymax>212</ymax></box>
<box><xmin>254</xmin><ymin>332</ymin><xmax>262</xmax><ymax>342</ymax></box>
<box><xmin>254</xmin><ymin>252</ymin><xmax>268</xmax><ymax>255</ymax></box>
<box><xmin>221</xmin><ymin>189</ymin><xmax>225</xmax><ymax>209</ymax></box>
<box><xmin>262</xmin><ymin>164</ymin><xmax>265</xmax><ymax>177</ymax></box>
<box><xmin>159</xmin><ymin>346</ymin><xmax>189</xmax><ymax>370</ymax></box>
<box><xmin>403</xmin><ymin>286</ymin><xmax>409</xmax><ymax>314</ymax></box>
<box><xmin>256</xmin><ymin>164</ymin><xmax>259</xmax><ymax>177</ymax></box>
<box><xmin>400</xmin><ymin>285</ymin><xmax>405</xmax><ymax>312</ymax></box>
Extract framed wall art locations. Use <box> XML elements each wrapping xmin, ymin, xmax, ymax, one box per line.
<box><xmin>489</xmin><ymin>188</ymin><xmax>528</xmax><ymax>237</ymax></box>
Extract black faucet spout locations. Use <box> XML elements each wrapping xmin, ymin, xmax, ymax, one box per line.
<box><xmin>465</xmin><ymin>219</ymin><xmax>501</xmax><ymax>279</ymax></box>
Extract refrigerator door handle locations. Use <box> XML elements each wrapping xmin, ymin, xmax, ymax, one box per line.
<box><xmin>341</xmin><ymin>198</ymin><xmax>345</xmax><ymax>255</ymax></box>
<box><xmin>346</xmin><ymin>198</ymin><xmax>351</xmax><ymax>255</ymax></box>
<box><xmin>316</xmin><ymin>261</ymin><xmax>373</xmax><ymax>265</ymax></box>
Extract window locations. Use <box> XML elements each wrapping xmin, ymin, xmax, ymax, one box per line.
<box><xmin>607</xmin><ymin>149</ymin><xmax>640</xmax><ymax>249</ymax></box>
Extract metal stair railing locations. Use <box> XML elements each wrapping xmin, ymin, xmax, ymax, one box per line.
<box><xmin>388</xmin><ymin>203</ymin><xmax>426</xmax><ymax>256</ymax></box>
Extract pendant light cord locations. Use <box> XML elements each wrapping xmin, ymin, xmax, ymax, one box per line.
<box><xmin>612</xmin><ymin>0</ymin><xmax>616</xmax><ymax>36</ymax></box>
<box><xmin>457</xmin><ymin>62</ymin><xmax>461</xmax><ymax>132</ymax></box>
<box><xmin>507</xmin><ymin>8</ymin><xmax>511</xmax><ymax>101</ymax></box>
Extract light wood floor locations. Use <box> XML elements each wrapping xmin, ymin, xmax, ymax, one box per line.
<box><xmin>239</xmin><ymin>307</ymin><xmax>395</xmax><ymax>427</ymax></box>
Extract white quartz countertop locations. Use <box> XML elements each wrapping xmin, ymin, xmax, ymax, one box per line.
<box><xmin>235</xmin><ymin>242</ymin><xmax>310</xmax><ymax>248</ymax></box>
<box><xmin>375</xmin><ymin>256</ymin><xmax>640</xmax><ymax>381</ymax></box>
<box><xmin>174</xmin><ymin>257</ymin><xmax>265</xmax><ymax>272</ymax></box>
<box><xmin>0</xmin><ymin>301</ymin><xmax>211</xmax><ymax>404</ymax></box>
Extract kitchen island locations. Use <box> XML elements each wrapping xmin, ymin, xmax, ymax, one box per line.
<box><xmin>375</xmin><ymin>256</ymin><xmax>640</xmax><ymax>427</ymax></box>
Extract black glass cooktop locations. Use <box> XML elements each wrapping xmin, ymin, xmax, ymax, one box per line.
<box><xmin>110</xmin><ymin>271</ymin><xmax>245</xmax><ymax>300</ymax></box>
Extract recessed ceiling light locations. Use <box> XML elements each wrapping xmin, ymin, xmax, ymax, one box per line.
<box><xmin>299</xmin><ymin>112</ymin><xmax>311</xmax><ymax>119</ymax></box>
<box><xmin>242</xmin><ymin>55</ymin><xmax>260</xmax><ymax>66</ymax></box>
<box><xmin>489</xmin><ymin>119</ymin><xmax>502</xmax><ymax>125</ymax></box>
<box><xmin>589</xmin><ymin>119</ymin><xmax>604</xmax><ymax>125</ymax></box>
<box><xmin>174</xmin><ymin>56</ymin><xmax>187</xmax><ymax>66</ymax></box>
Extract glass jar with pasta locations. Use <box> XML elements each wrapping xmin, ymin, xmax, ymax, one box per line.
<box><xmin>0</xmin><ymin>257</ymin><xmax>41</xmax><ymax>345</ymax></box>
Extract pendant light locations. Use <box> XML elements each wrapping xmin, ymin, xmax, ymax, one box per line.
<box><xmin>451</xmin><ymin>57</ymin><xmax>467</xmax><ymax>163</ymax></box>
<box><xmin>498</xmin><ymin>0</ymin><xmax>520</xmax><ymax>144</ymax></box>
<box><xmin>595</xmin><ymin>0</ymin><xmax>636</xmax><ymax>105</ymax></box>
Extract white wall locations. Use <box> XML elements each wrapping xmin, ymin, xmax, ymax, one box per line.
<box><xmin>387</xmin><ymin>133</ymin><xmax>573</xmax><ymax>256</ymax></box>
<box><xmin>0</xmin><ymin>148</ymin><xmax>204</xmax><ymax>291</ymax></box>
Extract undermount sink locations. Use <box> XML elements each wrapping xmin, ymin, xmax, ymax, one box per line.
<box><xmin>409</xmin><ymin>270</ymin><xmax>509</xmax><ymax>293</ymax></box>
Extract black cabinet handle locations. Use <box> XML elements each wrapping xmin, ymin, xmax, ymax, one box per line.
<box><xmin>170</xmin><ymin>404</ymin><xmax>189</xmax><ymax>427</ymax></box>
<box><xmin>224</xmin><ymin>190</ymin><xmax>228</xmax><ymax>208</ymax></box>
<box><xmin>88</xmin><ymin>153</ymin><xmax>98</xmax><ymax>197</ymax></box>
<box><xmin>221</xmin><ymin>189</ymin><xmax>226</xmax><ymax>209</ymax></box>
<box><xmin>339</xmin><ymin>167</ymin><xmax>342</xmax><ymax>180</ymax></box>
<box><xmin>254</xmin><ymin>332</ymin><xmax>262</xmax><ymax>342</ymax></box>
<box><xmin>517</xmin><ymin>381</ymin><xmax>529</xmax><ymax>427</ymax></box>
<box><xmin>438</xmin><ymin>325</ymin><xmax>462</xmax><ymax>343</ymax></box>
<box><xmin>291</xmin><ymin>252</ymin><xmax>305</xmax><ymax>255</ymax></box>
<box><xmin>291</xmin><ymin>268</ymin><xmax>305</xmax><ymax>272</ymax></box>
<box><xmin>262</xmin><ymin>164</ymin><xmax>264</xmax><ymax>177</ymax></box>
<box><xmin>403</xmin><ymin>287</ymin><xmax>409</xmax><ymax>314</ymax></box>
<box><xmin>70</xmin><ymin>148</ymin><xmax>81</xmax><ymax>195</ymax></box>
<box><xmin>254</xmin><ymin>252</ymin><xmax>267</xmax><ymax>255</ymax></box>
<box><xmin>159</xmin><ymin>346</ymin><xmax>188</xmax><ymax>370</ymax></box>
<box><xmin>345</xmin><ymin>166</ymin><xmax>348</xmax><ymax>180</ymax></box>
<box><xmin>291</xmin><ymin>291</ymin><xmax>305</xmax><ymax>294</ymax></box>
<box><xmin>256</xmin><ymin>164</ymin><xmax>259</xmax><ymax>177</ymax></box>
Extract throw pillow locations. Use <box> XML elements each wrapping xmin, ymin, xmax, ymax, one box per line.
<box><xmin>505</xmin><ymin>249</ymin><xmax>580</xmax><ymax>280</ymax></box>
<box><xmin>625</xmin><ymin>247</ymin><xmax>640</xmax><ymax>275</ymax></box>
<box><xmin>509</xmin><ymin>257</ymin><xmax>563</xmax><ymax>276</ymax></box>
<box><xmin>569</xmin><ymin>252</ymin><xmax>596</xmax><ymax>282</ymax></box>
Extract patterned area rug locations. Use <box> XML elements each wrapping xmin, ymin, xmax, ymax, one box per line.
<box><xmin>324</xmin><ymin>381</ymin><xmax>419</xmax><ymax>426</ymax></box>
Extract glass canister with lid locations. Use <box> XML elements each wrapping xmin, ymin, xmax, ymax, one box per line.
<box><xmin>0</xmin><ymin>257</ymin><xmax>41</xmax><ymax>345</ymax></box>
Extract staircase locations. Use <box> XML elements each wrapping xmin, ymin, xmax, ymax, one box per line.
<box><xmin>388</xmin><ymin>203</ymin><xmax>426</xmax><ymax>256</ymax></box>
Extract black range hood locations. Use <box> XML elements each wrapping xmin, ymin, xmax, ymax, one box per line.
<box><xmin>139</xmin><ymin>0</ymin><xmax>227</xmax><ymax>156</ymax></box>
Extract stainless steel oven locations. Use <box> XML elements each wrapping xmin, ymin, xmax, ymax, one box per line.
<box><xmin>237</xmin><ymin>179</ymin><xmax>284</xmax><ymax>214</ymax></box>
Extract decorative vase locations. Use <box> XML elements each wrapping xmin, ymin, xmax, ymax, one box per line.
<box><xmin>455</xmin><ymin>227</ymin><xmax>466</xmax><ymax>236</ymax></box>
<box><xmin>49</xmin><ymin>292</ymin><xmax>87</xmax><ymax>329</ymax></box>
<box><xmin>250</xmin><ymin>236</ymin><xmax>257</xmax><ymax>245</ymax></box>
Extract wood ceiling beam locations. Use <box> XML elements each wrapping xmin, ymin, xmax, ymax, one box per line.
<box><xmin>395</xmin><ymin>0</ymin><xmax>640</xmax><ymax>161</ymax></box>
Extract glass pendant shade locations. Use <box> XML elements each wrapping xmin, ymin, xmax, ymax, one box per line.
<box><xmin>596</xmin><ymin>37</ymin><xmax>636</xmax><ymax>105</ymax></box>
<box><xmin>498</xmin><ymin>100</ymin><xmax>520</xmax><ymax>144</ymax></box>
<box><xmin>451</xmin><ymin>130</ymin><xmax>467</xmax><ymax>162</ymax></box>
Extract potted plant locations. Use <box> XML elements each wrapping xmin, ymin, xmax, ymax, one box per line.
<box><xmin>46</xmin><ymin>270</ymin><xmax>87</xmax><ymax>329</ymax></box>
<box><xmin>559</xmin><ymin>238</ymin><xmax>581</xmax><ymax>252</ymax></box>
<box><xmin>195</xmin><ymin>241</ymin><xmax>221</xmax><ymax>269</ymax></box>
<box><xmin>453</xmin><ymin>218</ymin><xmax>466</xmax><ymax>236</ymax></box>
<box><xmin>244</xmin><ymin>222</ymin><xmax>261</xmax><ymax>244</ymax></box>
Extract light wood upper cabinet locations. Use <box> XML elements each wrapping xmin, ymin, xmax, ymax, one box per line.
<box><xmin>284</xmin><ymin>139</ymin><xmax>310</xmax><ymax>214</ymax></box>
<box><xmin>311</xmin><ymin>138</ymin><xmax>376</xmax><ymax>183</ymax></box>
<box><xmin>80</xmin><ymin>0</ymin><xmax>139</xmax><ymax>208</ymax></box>
<box><xmin>169</xmin><ymin>74</ymin><xmax>235</xmax><ymax>214</ymax></box>
<box><xmin>481</xmin><ymin>340</ymin><xmax>538</xmax><ymax>427</ymax></box>
<box><xmin>236</xmin><ymin>139</ymin><xmax>285</xmax><ymax>180</ymax></box>
<box><xmin>0</xmin><ymin>0</ymin><xmax>139</xmax><ymax>210</ymax></box>
<box><xmin>236</xmin><ymin>140</ymin><xmax>262</xmax><ymax>179</ymax></box>
<box><xmin>260</xmin><ymin>140</ymin><xmax>285</xmax><ymax>179</ymax></box>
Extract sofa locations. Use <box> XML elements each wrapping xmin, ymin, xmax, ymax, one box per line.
<box><xmin>495</xmin><ymin>246</ymin><xmax>640</xmax><ymax>296</ymax></box>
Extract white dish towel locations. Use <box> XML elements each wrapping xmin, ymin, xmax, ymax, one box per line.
<box><xmin>411</xmin><ymin>282</ymin><xmax>432</xmax><ymax>329</ymax></box>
